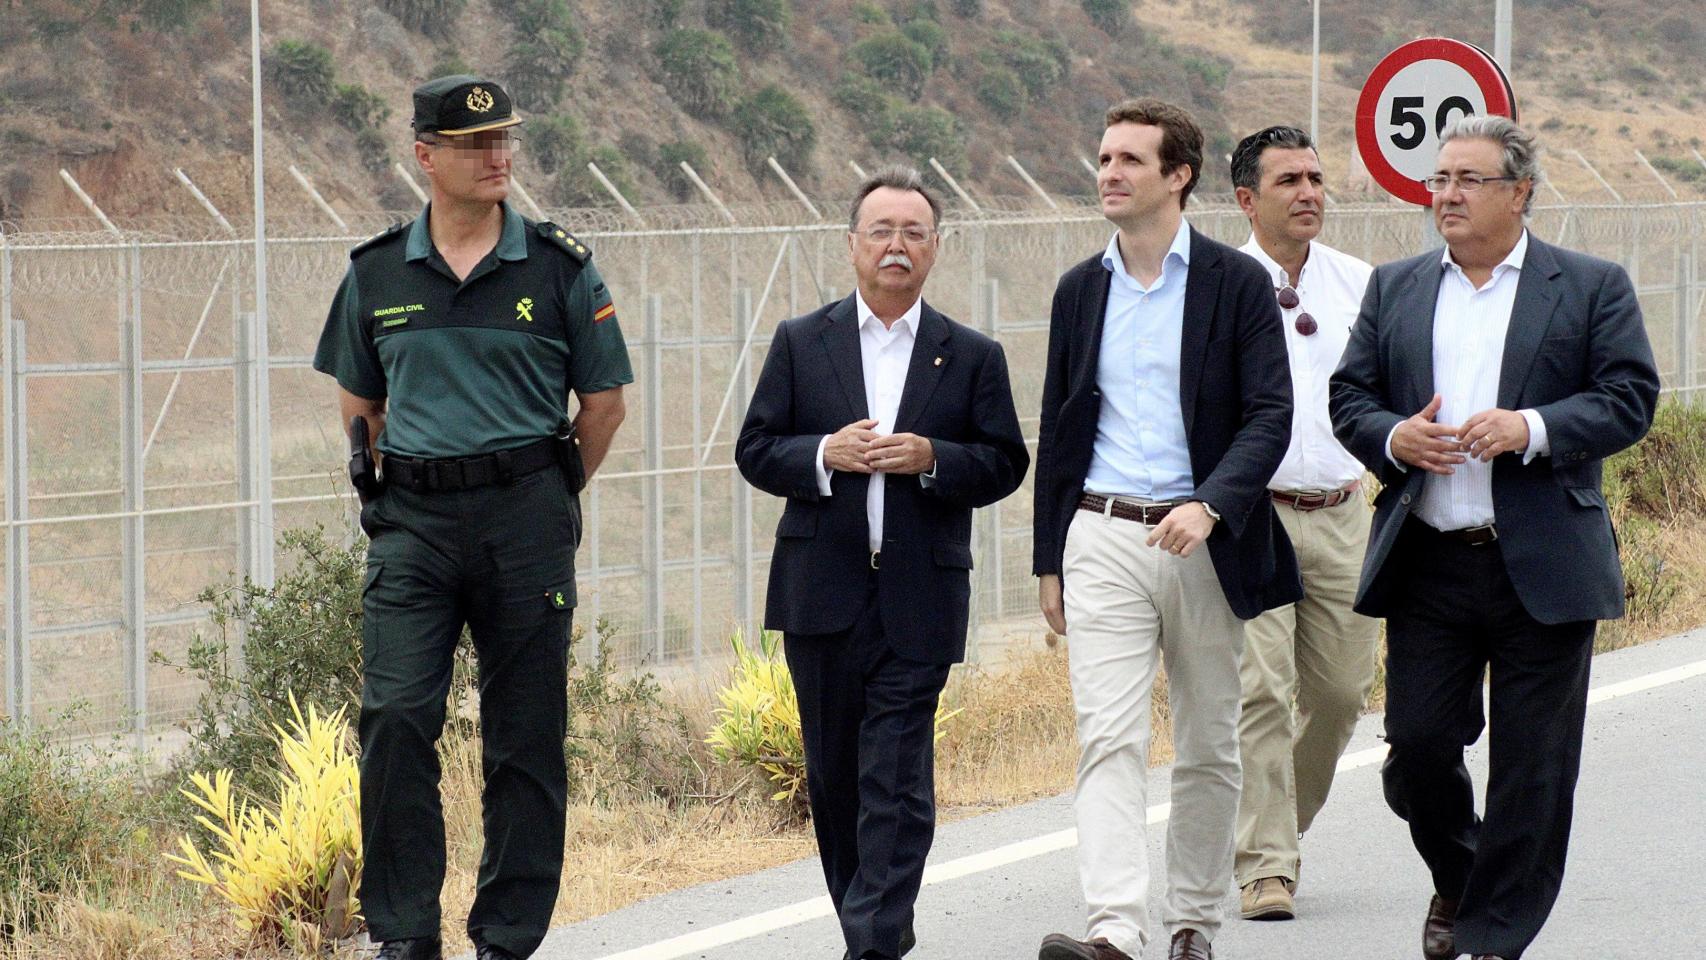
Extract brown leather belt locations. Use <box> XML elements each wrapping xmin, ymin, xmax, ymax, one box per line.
<box><xmin>1271</xmin><ymin>479</ymin><xmax>1361</xmax><ymax>512</ymax></box>
<box><xmin>1078</xmin><ymin>493</ymin><xmax>1182</xmax><ymax>525</ymax></box>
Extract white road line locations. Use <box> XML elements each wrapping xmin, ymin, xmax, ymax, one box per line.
<box><xmin>587</xmin><ymin>655</ymin><xmax>1706</xmax><ymax>960</ymax></box>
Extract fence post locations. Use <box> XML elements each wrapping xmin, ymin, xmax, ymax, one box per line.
<box><xmin>121</xmin><ymin>242</ymin><xmax>147</xmax><ymax>741</ymax></box>
<box><xmin>690</xmin><ymin>234</ymin><xmax>706</xmax><ymax>663</ymax></box>
<box><xmin>3</xmin><ymin>307</ymin><xmax>27</xmax><ymax>722</ymax></box>
<box><xmin>975</xmin><ymin>276</ymin><xmax>1004</xmax><ymax>666</ymax></box>
<box><xmin>644</xmin><ymin>294</ymin><xmax>665</xmax><ymax>664</ymax></box>
<box><xmin>732</xmin><ymin>287</ymin><xmax>755</xmax><ymax>643</ymax></box>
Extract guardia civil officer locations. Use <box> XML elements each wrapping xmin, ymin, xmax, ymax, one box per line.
<box><xmin>313</xmin><ymin>75</ymin><xmax>632</xmax><ymax>960</ymax></box>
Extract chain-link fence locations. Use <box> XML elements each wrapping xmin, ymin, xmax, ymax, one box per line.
<box><xmin>2</xmin><ymin>196</ymin><xmax>1701</xmax><ymax>737</ymax></box>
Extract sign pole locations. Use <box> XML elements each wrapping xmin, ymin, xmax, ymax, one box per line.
<box><xmin>1494</xmin><ymin>0</ymin><xmax>1513</xmax><ymax>77</ymax></box>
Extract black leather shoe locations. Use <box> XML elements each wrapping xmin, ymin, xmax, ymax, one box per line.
<box><xmin>474</xmin><ymin>943</ymin><xmax>519</xmax><ymax>960</ymax></box>
<box><xmin>842</xmin><ymin>925</ymin><xmax>917</xmax><ymax>960</ymax></box>
<box><xmin>1423</xmin><ymin>895</ymin><xmax>1459</xmax><ymax>960</ymax></box>
<box><xmin>1168</xmin><ymin>929</ymin><xmax>1213</xmax><ymax>960</ymax></box>
<box><xmin>375</xmin><ymin>939</ymin><xmax>444</xmax><ymax>960</ymax></box>
<box><xmin>1038</xmin><ymin>933</ymin><xmax>1134</xmax><ymax>960</ymax></box>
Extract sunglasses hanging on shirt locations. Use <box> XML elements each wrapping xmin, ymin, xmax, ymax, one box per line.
<box><xmin>1276</xmin><ymin>284</ymin><xmax>1317</xmax><ymax>336</ymax></box>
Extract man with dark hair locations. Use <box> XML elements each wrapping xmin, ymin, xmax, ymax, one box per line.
<box><xmin>1227</xmin><ymin>125</ymin><xmax>1378</xmax><ymax>923</ymax></box>
<box><xmin>1331</xmin><ymin>115</ymin><xmax>1658</xmax><ymax>960</ymax></box>
<box><xmin>1033</xmin><ymin>99</ymin><xmax>1299</xmax><ymax>960</ymax></box>
<box><xmin>314</xmin><ymin>75</ymin><xmax>631</xmax><ymax>960</ymax></box>
<box><xmin>737</xmin><ymin>165</ymin><xmax>1028</xmax><ymax>960</ymax></box>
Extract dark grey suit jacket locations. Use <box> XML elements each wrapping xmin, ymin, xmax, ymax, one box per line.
<box><xmin>1329</xmin><ymin>235</ymin><xmax>1660</xmax><ymax>624</ymax></box>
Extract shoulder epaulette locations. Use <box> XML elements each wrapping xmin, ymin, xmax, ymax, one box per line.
<box><xmin>350</xmin><ymin>222</ymin><xmax>405</xmax><ymax>260</ymax></box>
<box><xmin>537</xmin><ymin>221</ymin><xmax>591</xmax><ymax>264</ymax></box>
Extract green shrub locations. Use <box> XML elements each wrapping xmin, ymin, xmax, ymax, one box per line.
<box><xmin>991</xmin><ymin>30</ymin><xmax>1068</xmax><ymax>95</ymax></box>
<box><xmin>331</xmin><ymin>82</ymin><xmax>390</xmax><ymax>132</ymax></box>
<box><xmin>976</xmin><ymin>65</ymin><xmax>1025</xmax><ymax>119</ymax></box>
<box><xmin>732</xmin><ymin>84</ymin><xmax>817</xmax><ymax>173</ymax></box>
<box><xmin>427</xmin><ymin>50</ymin><xmax>471</xmax><ymax>79</ymax></box>
<box><xmin>852</xmin><ymin>0</ymin><xmax>890</xmax><ymax>24</ymax></box>
<box><xmin>562</xmin><ymin>624</ymin><xmax>699</xmax><ymax>804</ymax></box>
<box><xmin>656</xmin><ymin>28</ymin><xmax>741</xmax><ymax>117</ymax></box>
<box><xmin>950</xmin><ymin>0</ymin><xmax>981</xmax><ymax>16</ymax></box>
<box><xmin>157</xmin><ymin>525</ymin><xmax>367</xmax><ymax>803</ymax></box>
<box><xmin>659</xmin><ymin>139</ymin><xmax>709</xmax><ymax>201</ymax></box>
<box><xmin>901</xmin><ymin>18</ymin><xmax>948</xmax><ymax>70</ymax></box>
<box><xmin>1651</xmin><ymin>156</ymin><xmax>1706</xmax><ymax>183</ymax></box>
<box><xmin>267</xmin><ymin>39</ymin><xmax>335</xmax><ymax>108</ymax></box>
<box><xmin>357</xmin><ymin>127</ymin><xmax>390</xmax><ymax>174</ymax></box>
<box><xmin>652</xmin><ymin>0</ymin><xmax>687</xmax><ymax>27</ymax></box>
<box><xmin>530</xmin><ymin>113</ymin><xmax>588</xmax><ymax>177</ymax></box>
<box><xmin>493</xmin><ymin>0</ymin><xmax>585</xmax><ymax>110</ymax></box>
<box><xmin>832</xmin><ymin>69</ymin><xmax>894</xmax><ymax>127</ymax></box>
<box><xmin>707</xmin><ymin>0</ymin><xmax>791</xmax><ymax>53</ymax></box>
<box><xmin>1606</xmin><ymin>399</ymin><xmax>1706</xmax><ymax>523</ymax></box>
<box><xmin>0</xmin><ymin>715</ymin><xmax>150</xmax><ymax>935</ymax></box>
<box><xmin>849</xmin><ymin>31</ymin><xmax>933</xmax><ymax>98</ymax></box>
<box><xmin>1081</xmin><ymin>0</ymin><xmax>1126</xmax><ymax>34</ymax></box>
<box><xmin>1181</xmin><ymin>53</ymin><xmax>1232</xmax><ymax>92</ymax></box>
<box><xmin>377</xmin><ymin>0</ymin><xmax>465</xmax><ymax>37</ymax></box>
<box><xmin>559</xmin><ymin>144</ymin><xmax>639</xmax><ymax>206</ymax></box>
<box><xmin>882</xmin><ymin>103</ymin><xmax>963</xmax><ymax>170</ymax></box>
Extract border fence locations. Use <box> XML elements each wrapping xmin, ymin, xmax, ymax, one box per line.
<box><xmin>1</xmin><ymin>194</ymin><xmax>1701</xmax><ymax>738</ymax></box>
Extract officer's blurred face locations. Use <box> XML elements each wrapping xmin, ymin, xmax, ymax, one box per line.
<box><xmin>1237</xmin><ymin>146</ymin><xmax>1325</xmax><ymax>247</ymax></box>
<box><xmin>848</xmin><ymin>186</ymin><xmax>939</xmax><ymax>304</ymax></box>
<box><xmin>416</xmin><ymin>131</ymin><xmax>515</xmax><ymax>206</ymax></box>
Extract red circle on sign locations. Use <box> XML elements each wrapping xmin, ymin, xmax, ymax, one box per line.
<box><xmin>1355</xmin><ymin>38</ymin><xmax>1518</xmax><ymax>206</ymax></box>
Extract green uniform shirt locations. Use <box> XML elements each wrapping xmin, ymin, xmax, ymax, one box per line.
<box><xmin>313</xmin><ymin>203</ymin><xmax>633</xmax><ymax>459</ymax></box>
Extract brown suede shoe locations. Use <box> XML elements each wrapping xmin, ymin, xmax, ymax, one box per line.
<box><xmin>1037</xmin><ymin>933</ymin><xmax>1133</xmax><ymax>960</ymax></box>
<box><xmin>1423</xmin><ymin>895</ymin><xmax>1459</xmax><ymax>960</ymax></box>
<box><xmin>1239</xmin><ymin>876</ymin><xmax>1295</xmax><ymax>920</ymax></box>
<box><xmin>1168</xmin><ymin>929</ymin><xmax>1213</xmax><ymax>960</ymax></box>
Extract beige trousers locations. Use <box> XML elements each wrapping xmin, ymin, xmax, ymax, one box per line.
<box><xmin>1062</xmin><ymin>506</ymin><xmax>1246</xmax><ymax>955</ymax></box>
<box><xmin>1234</xmin><ymin>493</ymin><xmax>1379</xmax><ymax>888</ymax></box>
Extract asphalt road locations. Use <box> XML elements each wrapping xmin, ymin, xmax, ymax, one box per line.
<box><xmin>514</xmin><ymin>625</ymin><xmax>1706</xmax><ymax>960</ymax></box>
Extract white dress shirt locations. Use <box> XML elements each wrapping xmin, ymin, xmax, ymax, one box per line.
<box><xmin>1239</xmin><ymin>236</ymin><xmax>1371</xmax><ymax>493</ymax></box>
<box><xmin>1084</xmin><ymin>220</ymin><xmax>1196</xmax><ymax>501</ymax></box>
<box><xmin>814</xmin><ymin>292</ymin><xmax>923</xmax><ymax>552</ymax></box>
<box><xmin>1387</xmin><ymin>230</ymin><xmax>1550</xmax><ymax>530</ymax></box>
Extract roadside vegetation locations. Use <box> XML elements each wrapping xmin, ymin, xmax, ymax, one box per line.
<box><xmin>3</xmin><ymin>401</ymin><xmax>1703</xmax><ymax>959</ymax></box>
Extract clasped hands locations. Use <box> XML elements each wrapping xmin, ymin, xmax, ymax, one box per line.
<box><xmin>824</xmin><ymin>418</ymin><xmax>935</xmax><ymax>475</ymax></box>
<box><xmin>1391</xmin><ymin>393</ymin><xmax>1529</xmax><ymax>475</ymax></box>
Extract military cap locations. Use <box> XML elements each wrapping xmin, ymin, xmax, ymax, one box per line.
<box><xmin>412</xmin><ymin>75</ymin><xmax>524</xmax><ymax>137</ymax></box>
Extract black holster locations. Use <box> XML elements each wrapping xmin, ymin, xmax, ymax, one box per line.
<box><xmin>553</xmin><ymin>419</ymin><xmax>587</xmax><ymax>494</ymax></box>
<box><xmin>348</xmin><ymin>416</ymin><xmax>384</xmax><ymax>504</ymax></box>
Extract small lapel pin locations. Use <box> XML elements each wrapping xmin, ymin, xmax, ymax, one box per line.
<box><xmin>933</xmin><ymin>356</ymin><xmax>944</xmax><ymax>366</ymax></box>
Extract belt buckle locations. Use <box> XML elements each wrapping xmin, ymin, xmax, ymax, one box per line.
<box><xmin>870</xmin><ymin>551</ymin><xmax>881</xmax><ymax>570</ymax></box>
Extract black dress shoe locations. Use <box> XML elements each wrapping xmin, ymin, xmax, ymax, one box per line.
<box><xmin>1038</xmin><ymin>933</ymin><xmax>1134</xmax><ymax>960</ymax></box>
<box><xmin>1168</xmin><ymin>929</ymin><xmax>1212</xmax><ymax>960</ymax></box>
<box><xmin>1423</xmin><ymin>895</ymin><xmax>1458</xmax><ymax>960</ymax></box>
<box><xmin>375</xmin><ymin>939</ymin><xmax>444</xmax><ymax>960</ymax></box>
<box><xmin>474</xmin><ymin>943</ymin><xmax>519</xmax><ymax>960</ymax></box>
<box><xmin>842</xmin><ymin>925</ymin><xmax>917</xmax><ymax>960</ymax></box>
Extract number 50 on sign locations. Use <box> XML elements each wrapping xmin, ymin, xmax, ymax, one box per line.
<box><xmin>1355</xmin><ymin>38</ymin><xmax>1518</xmax><ymax>206</ymax></box>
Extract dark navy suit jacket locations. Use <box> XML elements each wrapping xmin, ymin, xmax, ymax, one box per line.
<box><xmin>1031</xmin><ymin>228</ymin><xmax>1302</xmax><ymax>621</ymax></box>
<box><xmin>736</xmin><ymin>295</ymin><xmax>1029</xmax><ymax>664</ymax></box>
<box><xmin>1329</xmin><ymin>236</ymin><xmax>1660</xmax><ymax>624</ymax></box>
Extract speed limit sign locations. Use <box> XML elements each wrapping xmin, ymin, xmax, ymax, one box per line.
<box><xmin>1355</xmin><ymin>38</ymin><xmax>1518</xmax><ymax>206</ymax></box>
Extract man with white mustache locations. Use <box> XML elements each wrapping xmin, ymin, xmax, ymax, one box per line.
<box><xmin>737</xmin><ymin>166</ymin><xmax>1028</xmax><ymax>960</ymax></box>
<box><xmin>1227</xmin><ymin>125</ymin><xmax>1379</xmax><ymax>923</ymax></box>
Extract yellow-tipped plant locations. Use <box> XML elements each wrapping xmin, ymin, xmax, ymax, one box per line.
<box><xmin>166</xmin><ymin>694</ymin><xmax>362</xmax><ymax>951</ymax></box>
<box><xmin>705</xmin><ymin>630</ymin><xmax>960</xmax><ymax>813</ymax></box>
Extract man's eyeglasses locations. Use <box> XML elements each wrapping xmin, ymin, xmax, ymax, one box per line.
<box><xmin>855</xmin><ymin>226</ymin><xmax>936</xmax><ymax>245</ymax></box>
<box><xmin>1276</xmin><ymin>284</ymin><xmax>1317</xmax><ymax>336</ymax></box>
<box><xmin>1420</xmin><ymin>174</ymin><xmax>1517</xmax><ymax>193</ymax></box>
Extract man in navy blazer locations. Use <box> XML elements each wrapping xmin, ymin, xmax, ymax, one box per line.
<box><xmin>1330</xmin><ymin>116</ymin><xmax>1658</xmax><ymax>960</ymax></box>
<box><xmin>736</xmin><ymin>166</ymin><xmax>1028</xmax><ymax>960</ymax></box>
<box><xmin>1033</xmin><ymin>99</ymin><xmax>1299</xmax><ymax>960</ymax></box>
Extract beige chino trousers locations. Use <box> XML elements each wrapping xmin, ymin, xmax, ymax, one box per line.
<box><xmin>1234</xmin><ymin>493</ymin><xmax>1379</xmax><ymax>889</ymax></box>
<box><xmin>1062</xmin><ymin>505</ymin><xmax>1246</xmax><ymax>955</ymax></box>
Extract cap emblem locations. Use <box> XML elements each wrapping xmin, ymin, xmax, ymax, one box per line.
<box><xmin>467</xmin><ymin>87</ymin><xmax>495</xmax><ymax>112</ymax></box>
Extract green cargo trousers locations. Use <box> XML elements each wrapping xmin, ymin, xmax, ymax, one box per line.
<box><xmin>357</xmin><ymin>463</ymin><xmax>581</xmax><ymax>959</ymax></box>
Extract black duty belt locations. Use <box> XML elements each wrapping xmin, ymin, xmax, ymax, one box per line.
<box><xmin>383</xmin><ymin>436</ymin><xmax>557</xmax><ymax>493</ymax></box>
<box><xmin>1078</xmin><ymin>493</ymin><xmax>1183</xmax><ymax>525</ymax></box>
<box><xmin>1425</xmin><ymin>522</ymin><xmax>1499</xmax><ymax>546</ymax></box>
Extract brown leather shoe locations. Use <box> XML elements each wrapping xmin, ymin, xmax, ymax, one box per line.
<box><xmin>1037</xmin><ymin>933</ymin><xmax>1133</xmax><ymax>960</ymax></box>
<box><xmin>1168</xmin><ymin>928</ymin><xmax>1213</xmax><ymax>960</ymax></box>
<box><xmin>1423</xmin><ymin>895</ymin><xmax>1459</xmax><ymax>960</ymax></box>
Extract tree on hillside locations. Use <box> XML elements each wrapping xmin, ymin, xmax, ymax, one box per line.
<box><xmin>707</xmin><ymin>0</ymin><xmax>791</xmax><ymax>54</ymax></box>
<box><xmin>732</xmin><ymin>85</ymin><xmax>816</xmax><ymax>173</ymax></box>
<box><xmin>656</xmin><ymin>28</ymin><xmax>741</xmax><ymax>118</ymax></box>
<box><xmin>493</xmin><ymin>0</ymin><xmax>585</xmax><ymax>110</ymax></box>
<box><xmin>849</xmin><ymin>32</ymin><xmax>934</xmax><ymax>99</ymax></box>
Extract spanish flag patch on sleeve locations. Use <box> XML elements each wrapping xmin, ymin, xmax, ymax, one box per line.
<box><xmin>593</xmin><ymin>303</ymin><xmax>616</xmax><ymax>324</ymax></box>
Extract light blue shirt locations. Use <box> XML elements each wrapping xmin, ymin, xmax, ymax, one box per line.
<box><xmin>1084</xmin><ymin>220</ymin><xmax>1196</xmax><ymax>501</ymax></box>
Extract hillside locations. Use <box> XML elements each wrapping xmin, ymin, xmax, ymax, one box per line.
<box><xmin>2</xmin><ymin>0</ymin><xmax>1703</xmax><ymax>228</ymax></box>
